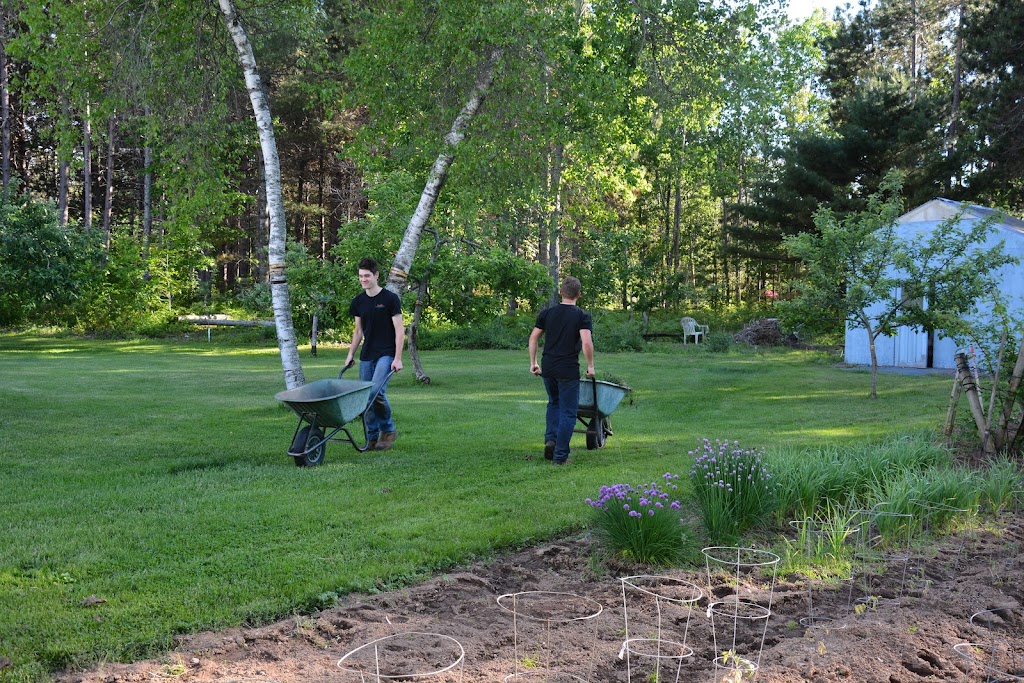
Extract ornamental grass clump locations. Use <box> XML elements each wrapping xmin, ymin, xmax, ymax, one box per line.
<box><xmin>586</xmin><ymin>474</ymin><xmax>689</xmax><ymax>566</ymax></box>
<box><xmin>690</xmin><ymin>438</ymin><xmax>776</xmax><ymax>544</ymax></box>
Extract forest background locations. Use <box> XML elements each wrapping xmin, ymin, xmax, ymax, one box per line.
<box><xmin>0</xmin><ymin>0</ymin><xmax>1022</xmax><ymax>345</ymax></box>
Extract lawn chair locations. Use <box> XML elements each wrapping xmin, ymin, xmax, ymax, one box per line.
<box><xmin>680</xmin><ymin>317</ymin><xmax>709</xmax><ymax>344</ymax></box>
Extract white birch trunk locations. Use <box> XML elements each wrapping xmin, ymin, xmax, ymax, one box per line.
<box><xmin>83</xmin><ymin>102</ymin><xmax>92</xmax><ymax>232</ymax></box>
<box><xmin>58</xmin><ymin>96</ymin><xmax>70</xmax><ymax>226</ymax></box>
<box><xmin>385</xmin><ymin>48</ymin><xmax>504</xmax><ymax>295</ymax></box>
<box><xmin>218</xmin><ymin>0</ymin><xmax>305</xmax><ymax>389</ymax></box>
<box><xmin>102</xmin><ymin>114</ymin><xmax>116</xmax><ymax>250</ymax></box>
<box><xmin>0</xmin><ymin>8</ymin><xmax>10</xmax><ymax>193</ymax></box>
<box><xmin>142</xmin><ymin>106</ymin><xmax>153</xmax><ymax>259</ymax></box>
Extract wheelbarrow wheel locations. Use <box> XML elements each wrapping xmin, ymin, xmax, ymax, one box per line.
<box><xmin>292</xmin><ymin>426</ymin><xmax>326</xmax><ymax>467</ymax></box>
<box><xmin>585</xmin><ymin>416</ymin><xmax>607</xmax><ymax>450</ymax></box>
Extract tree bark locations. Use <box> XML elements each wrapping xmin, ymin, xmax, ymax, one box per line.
<box><xmin>57</xmin><ymin>96</ymin><xmax>70</xmax><ymax>226</ymax></box>
<box><xmin>385</xmin><ymin>47</ymin><xmax>504</xmax><ymax>296</ymax></box>
<box><xmin>862</xmin><ymin>313</ymin><xmax>879</xmax><ymax>400</ymax></box>
<box><xmin>142</xmin><ymin>107</ymin><xmax>153</xmax><ymax>260</ymax></box>
<box><xmin>0</xmin><ymin>8</ymin><xmax>10</xmax><ymax>193</ymax></box>
<box><xmin>310</xmin><ymin>312</ymin><xmax>318</xmax><ymax>357</ymax></box>
<box><xmin>83</xmin><ymin>103</ymin><xmax>93</xmax><ymax>232</ymax></box>
<box><xmin>955</xmin><ymin>351</ymin><xmax>994</xmax><ymax>454</ymax></box>
<box><xmin>409</xmin><ymin>277</ymin><xmax>430</xmax><ymax>383</ymax></box>
<box><xmin>218</xmin><ymin>0</ymin><xmax>305</xmax><ymax>389</ymax></box>
<box><xmin>995</xmin><ymin>336</ymin><xmax>1024</xmax><ymax>450</ymax></box>
<box><xmin>57</xmin><ymin>157</ymin><xmax>69</xmax><ymax>226</ymax></box>
<box><xmin>546</xmin><ymin>141</ymin><xmax>563</xmax><ymax>306</ymax></box>
<box><xmin>102</xmin><ymin>114</ymin><xmax>116</xmax><ymax>250</ymax></box>
<box><xmin>946</xmin><ymin>0</ymin><xmax>964</xmax><ymax>160</ymax></box>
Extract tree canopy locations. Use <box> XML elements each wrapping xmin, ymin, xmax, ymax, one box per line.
<box><xmin>0</xmin><ymin>0</ymin><xmax>1020</xmax><ymax>337</ymax></box>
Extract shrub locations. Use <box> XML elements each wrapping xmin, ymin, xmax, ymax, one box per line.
<box><xmin>417</xmin><ymin>315</ymin><xmax>534</xmax><ymax>350</ymax></box>
<box><xmin>586</xmin><ymin>474</ymin><xmax>691</xmax><ymax>566</ymax></box>
<box><xmin>689</xmin><ymin>438</ymin><xmax>776</xmax><ymax>543</ymax></box>
<box><xmin>705</xmin><ymin>331</ymin><xmax>733</xmax><ymax>353</ymax></box>
<box><xmin>593</xmin><ymin>315</ymin><xmax>645</xmax><ymax>352</ymax></box>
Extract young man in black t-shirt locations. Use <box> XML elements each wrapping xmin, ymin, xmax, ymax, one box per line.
<box><xmin>528</xmin><ymin>277</ymin><xmax>595</xmax><ymax>465</ymax></box>
<box><xmin>344</xmin><ymin>257</ymin><xmax>404</xmax><ymax>451</ymax></box>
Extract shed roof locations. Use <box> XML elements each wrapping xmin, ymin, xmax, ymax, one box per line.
<box><xmin>899</xmin><ymin>198</ymin><xmax>1024</xmax><ymax>235</ymax></box>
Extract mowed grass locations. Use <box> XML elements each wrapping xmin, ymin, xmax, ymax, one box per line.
<box><xmin>0</xmin><ymin>333</ymin><xmax>954</xmax><ymax>681</ymax></box>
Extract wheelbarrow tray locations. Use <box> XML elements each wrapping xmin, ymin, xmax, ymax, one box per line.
<box><xmin>578</xmin><ymin>379</ymin><xmax>630</xmax><ymax>418</ymax></box>
<box><xmin>275</xmin><ymin>378</ymin><xmax>373</xmax><ymax>428</ymax></box>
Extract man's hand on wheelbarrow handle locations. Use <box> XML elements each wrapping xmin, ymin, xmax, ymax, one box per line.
<box><xmin>339</xmin><ymin>360</ymin><xmax>355</xmax><ymax>378</ymax></box>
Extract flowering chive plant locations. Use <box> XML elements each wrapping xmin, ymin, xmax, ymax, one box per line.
<box><xmin>689</xmin><ymin>438</ymin><xmax>777</xmax><ymax>543</ymax></box>
<box><xmin>586</xmin><ymin>473</ymin><xmax>689</xmax><ymax>566</ymax></box>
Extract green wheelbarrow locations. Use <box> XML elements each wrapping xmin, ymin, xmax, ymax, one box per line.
<box><xmin>575</xmin><ymin>377</ymin><xmax>632</xmax><ymax>449</ymax></box>
<box><xmin>274</xmin><ymin>362</ymin><xmax>393</xmax><ymax>467</ymax></box>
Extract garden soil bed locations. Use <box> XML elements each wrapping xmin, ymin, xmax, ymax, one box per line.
<box><xmin>59</xmin><ymin>512</ymin><xmax>1023</xmax><ymax>683</ymax></box>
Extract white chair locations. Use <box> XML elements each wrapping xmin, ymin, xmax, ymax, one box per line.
<box><xmin>680</xmin><ymin>317</ymin><xmax>709</xmax><ymax>344</ymax></box>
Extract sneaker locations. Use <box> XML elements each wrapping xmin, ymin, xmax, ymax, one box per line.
<box><xmin>375</xmin><ymin>431</ymin><xmax>397</xmax><ymax>450</ymax></box>
<box><xmin>543</xmin><ymin>441</ymin><xmax>555</xmax><ymax>460</ymax></box>
<box><xmin>366</xmin><ymin>439</ymin><xmax>378</xmax><ymax>451</ymax></box>
<box><xmin>553</xmin><ymin>457</ymin><xmax>571</xmax><ymax>466</ymax></box>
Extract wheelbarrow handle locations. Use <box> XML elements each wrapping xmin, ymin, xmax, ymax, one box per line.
<box><xmin>339</xmin><ymin>360</ymin><xmax>355</xmax><ymax>379</ymax></box>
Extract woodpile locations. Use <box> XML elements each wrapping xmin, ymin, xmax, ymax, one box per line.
<box><xmin>733</xmin><ymin>318</ymin><xmax>785</xmax><ymax>346</ymax></box>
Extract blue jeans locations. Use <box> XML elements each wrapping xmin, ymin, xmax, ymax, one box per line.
<box><xmin>360</xmin><ymin>356</ymin><xmax>395</xmax><ymax>440</ymax></box>
<box><xmin>543</xmin><ymin>376</ymin><xmax>579</xmax><ymax>463</ymax></box>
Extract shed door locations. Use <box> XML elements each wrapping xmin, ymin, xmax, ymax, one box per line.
<box><xmin>894</xmin><ymin>289</ymin><xmax>928</xmax><ymax>367</ymax></box>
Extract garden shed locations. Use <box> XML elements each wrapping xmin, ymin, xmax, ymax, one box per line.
<box><xmin>843</xmin><ymin>198</ymin><xmax>1024</xmax><ymax>369</ymax></box>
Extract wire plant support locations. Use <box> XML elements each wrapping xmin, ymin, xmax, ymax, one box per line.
<box><xmin>786</xmin><ymin>519</ymin><xmax>854</xmax><ymax>630</ymax></box>
<box><xmin>952</xmin><ymin>609</ymin><xmax>1024</xmax><ymax>682</ymax></box>
<box><xmin>618</xmin><ymin>575</ymin><xmax>703</xmax><ymax>683</ymax></box>
<box><xmin>702</xmin><ymin>547</ymin><xmax>780</xmax><ymax>682</ymax></box>
<box><xmin>848</xmin><ymin>505</ymin><xmax>915</xmax><ymax>610</ymax></box>
<box><xmin>496</xmin><ymin>590</ymin><xmax>604</xmax><ymax>682</ymax></box>
<box><xmin>335</xmin><ymin>631</ymin><xmax>465</xmax><ymax>682</ymax></box>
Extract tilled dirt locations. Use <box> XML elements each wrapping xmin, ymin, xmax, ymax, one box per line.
<box><xmin>58</xmin><ymin>513</ymin><xmax>1023</xmax><ymax>683</ymax></box>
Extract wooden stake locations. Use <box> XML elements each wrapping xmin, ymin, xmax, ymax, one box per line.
<box><xmin>955</xmin><ymin>352</ymin><xmax>994</xmax><ymax>455</ymax></box>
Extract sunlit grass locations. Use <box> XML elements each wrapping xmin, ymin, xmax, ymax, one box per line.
<box><xmin>0</xmin><ymin>331</ymin><xmax>958</xmax><ymax>681</ymax></box>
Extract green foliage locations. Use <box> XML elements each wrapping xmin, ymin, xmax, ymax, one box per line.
<box><xmin>778</xmin><ymin>502</ymin><xmax>857</xmax><ymax>580</ymax></box>
<box><xmin>0</xmin><ymin>192</ymin><xmax>101</xmax><ymax>327</ymax></box>
<box><xmin>977</xmin><ymin>455</ymin><xmax>1023</xmax><ymax>515</ymax></box>
<box><xmin>593</xmin><ymin>314</ymin><xmax>645</xmax><ymax>353</ymax></box>
<box><xmin>281</xmin><ymin>241</ymin><xmax>350</xmax><ymax>338</ymax></box>
<box><xmin>425</xmin><ymin>249</ymin><xmax>551</xmax><ymax>327</ymax></box>
<box><xmin>688</xmin><ymin>439</ymin><xmax>776</xmax><ymax>544</ymax></box>
<box><xmin>586</xmin><ymin>476</ymin><xmax>695</xmax><ymax>566</ymax></box>
<box><xmin>769</xmin><ymin>432</ymin><xmax>954</xmax><ymax>522</ymax></box>
<box><xmin>705</xmin><ymin>332</ymin><xmax>733</xmax><ymax>353</ymax></box>
<box><xmin>77</xmin><ymin>234</ymin><xmax>165</xmax><ymax>333</ymax></box>
<box><xmin>417</xmin><ymin>315</ymin><xmax>534</xmax><ymax>350</ymax></box>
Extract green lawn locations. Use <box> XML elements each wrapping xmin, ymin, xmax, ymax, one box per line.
<box><xmin>0</xmin><ymin>333</ymin><xmax>954</xmax><ymax>681</ymax></box>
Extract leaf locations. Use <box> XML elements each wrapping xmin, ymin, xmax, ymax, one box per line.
<box><xmin>79</xmin><ymin>595</ymin><xmax>107</xmax><ymax>607</ymax></box>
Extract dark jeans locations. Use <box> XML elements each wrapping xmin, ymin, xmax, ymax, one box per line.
<box><xmin>543</xmin><ymin>376</ymin><xmax>580</xmax><ymax>463</ymax></box>
<box><xmin>359</xmin><ymin>356</ymin><xmax>395</xmax><ymax>440</ymax></box>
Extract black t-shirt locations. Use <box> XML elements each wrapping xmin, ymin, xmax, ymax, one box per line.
<box><xmin>349</xmin><ymin>288</ymin><xmax>402</xmax><ymax>361</ymax></box>
<box><xmin>535</xmin><ymin>304</ymin><xmax>593</xmax><ymax>379</ymax></box>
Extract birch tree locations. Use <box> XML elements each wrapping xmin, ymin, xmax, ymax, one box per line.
<box><xmin>218</xmin><ymin>0</ymin><xmax>305</xmax><ymax>389</ymax></box>
<box><xmin>384</xmin><ymin>48</ymin><xmax>504</xmax><ymax>296</ymax></box>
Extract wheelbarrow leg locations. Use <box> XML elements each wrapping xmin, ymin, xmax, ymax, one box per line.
<box><xmin>352</xmin><ymin>369</ymin><xmax>396</xmax><ymax>453</ymax></box>
<box><xmin>585</xmin><ymin>415</ymin><xmax>606</xmax><ymax>450</ymax></box>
